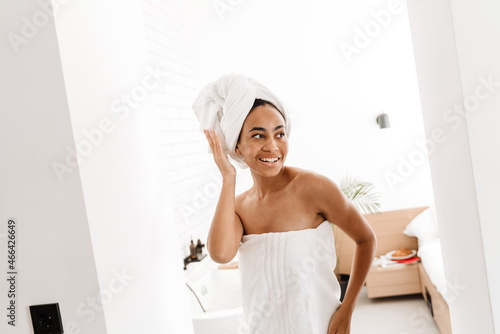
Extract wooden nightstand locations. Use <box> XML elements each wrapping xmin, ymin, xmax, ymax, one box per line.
<box><xmin>365</xmin><ymin>262</ymin><xmax>421</xmax><ymax>298</ymax></box>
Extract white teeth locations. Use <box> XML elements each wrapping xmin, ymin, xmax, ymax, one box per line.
<box><xmin>260</xmin><ymin>157</ymin><xmax>279</xmax><ymax>162</ymax></box>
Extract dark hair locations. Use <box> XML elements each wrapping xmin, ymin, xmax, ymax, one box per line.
<box><xmin>236</xmin><ymin>99</ymin><xmax>284</xmax><ymax>145</ymax></box>
<box><xmin>251</xmin><ymin>99</ymin><xmax>281</xmax><ymax>114</ymax></box>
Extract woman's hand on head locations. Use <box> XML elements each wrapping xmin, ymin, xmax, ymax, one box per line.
<box><xmin>204</xmin><ymin>129</ymin><xmax>237</xmax><ymax>178</ymax></box>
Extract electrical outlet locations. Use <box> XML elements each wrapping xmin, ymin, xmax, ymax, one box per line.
<box><xmin>29</xmin><ymin>303</ymin><xmax>64</xmax><ymax>334</ymax></box>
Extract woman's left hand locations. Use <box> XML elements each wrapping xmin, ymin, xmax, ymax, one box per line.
<box><xmin>327</xmin><ymin>304</ymin><xmax>352</xmax><ymax>334</ymax></box>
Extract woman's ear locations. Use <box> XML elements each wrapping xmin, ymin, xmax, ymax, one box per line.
<box><xmin>235</xmin><ymin>144</ymin><xmax>241</xmax><ymax>156</ymax></box>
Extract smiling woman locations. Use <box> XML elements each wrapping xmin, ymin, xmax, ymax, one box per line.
<box><xmin>234</xmin><ymin>100</ymin><xmax>288</xmax><ymax>175</ymax></box>
<box><xmin>192</xmin><ymin>73</ymin><xmax>377</xmax><ymax>334</ymax></box>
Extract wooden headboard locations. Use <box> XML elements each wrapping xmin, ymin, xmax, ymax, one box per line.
<box><xmin>334</xmin><ymin>206</ymin><xmax>428</xmax><ymax>275</ymax></box>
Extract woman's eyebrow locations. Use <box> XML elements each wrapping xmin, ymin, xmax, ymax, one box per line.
<box><xmin>248</xmin><ymin>125</ymin><xmax>285</xmax><ymax>133</ymax></box>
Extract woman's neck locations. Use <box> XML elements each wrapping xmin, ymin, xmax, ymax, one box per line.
<box><xmin>250</xmin><ymin>166</ymin><xmax>290</xmax><ymax>199</ymax></box>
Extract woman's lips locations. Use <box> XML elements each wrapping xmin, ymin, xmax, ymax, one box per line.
<box><xmin>258</xmin><ymin>157</ymin><xmax>280</xmax><ymax>166</ymax></box>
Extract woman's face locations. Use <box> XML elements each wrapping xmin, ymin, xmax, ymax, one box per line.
<box><xmin>235</xmin><ymin>104</ymin><xmax>288</xmax><ymax>176</ymax></box>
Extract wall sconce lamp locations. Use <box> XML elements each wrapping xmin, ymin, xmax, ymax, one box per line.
<box><xmin>376</xmin><ymin>112</ymin><xmax>390</xmax><ymax>129</ymax></box>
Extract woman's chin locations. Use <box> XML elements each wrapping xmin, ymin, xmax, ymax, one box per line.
<box><xmin>250</xmin><ymin>159</ymin><xmax>285</xmax><ymax>176</ymax></box>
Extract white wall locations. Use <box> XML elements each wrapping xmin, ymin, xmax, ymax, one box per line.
<box><xmin>182</xmin><ymin>0</ymin><xmax>435</xmax><ymax>210</ymax></box>
<box><xmin>448</xmin><ymin>2</ymin><xmax>500</xmax><ymax>331</ymax></box>
<box><xmin>51</xmin><ymin>0</ymin><xmax>194</xmax><ymax>333</ymax></box>
<box><xmin>171</xmin><ymin>0</ymin><xmax>436</xmax><ymax>262</ymax></box>
<box><xmin>407</xmin><ymin>0</ymin><xmax>498</xmax><ymax>332</ymax></box>
<box><xmin>0</xmin><ymin>0</ymin><xmax>106</xmax><ymax>333</ymax></box>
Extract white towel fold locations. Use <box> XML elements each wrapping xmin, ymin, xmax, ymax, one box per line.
<box><xmin>238</xmin><ymin>220</ymin><xmax>341</xmax><ymax>333</ymax></box>
<box><xmin>192</xmin><ymin>73</ymin><xmax>291</xmax><ymax>169</ymax></box>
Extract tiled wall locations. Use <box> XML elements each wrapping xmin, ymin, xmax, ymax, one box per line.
<box><xmin>141</xmin><ymin>0</ymin><xmax>218</xmax><ymax>260</ymax></box>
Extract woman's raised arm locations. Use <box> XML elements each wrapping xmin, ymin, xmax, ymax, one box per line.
<box><xmin>203</xmin><ymin>129</ymin><xmax>244</xmax><ymax>263</ymax></box>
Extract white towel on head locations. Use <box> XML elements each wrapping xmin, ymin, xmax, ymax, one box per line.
<box><xmin>192</xmin><ymin>73</ymin><xmax>291</xmax><ymax>169</ymax></box>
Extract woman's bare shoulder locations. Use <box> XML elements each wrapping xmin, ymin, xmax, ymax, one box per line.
<box><xmin>286</xmin><ymin>166</ymin><xmax>327</xmax><ymax>184</ymax></box>
<box><xmin>286</xmin><ymin>166</ymin><xmax>338</xmax><ymax>196</ymax></box>
<box><xmin>235</xmin><ymin>189</ymin><xmax>250</xmax><ymax>213</ymax></box>
<box><xmin>235</xmin><ymin>166</ymin><xmax>333</xmax><ymax>205</ymax></box>
<box><xmin>235</xmin><ymin>191</ymin><xmax>247</xmax><ymax>204</ymax></box>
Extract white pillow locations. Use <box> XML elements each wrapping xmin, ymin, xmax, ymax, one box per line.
<box><xmin>416</xmin><ymin>238</ymin><xmax>447</xmax><ymax>296</ymax></box>
<box><xmin>403</xmin><ymin>207</ymin><xmax>440</xmax><ymax>248</ymax></box>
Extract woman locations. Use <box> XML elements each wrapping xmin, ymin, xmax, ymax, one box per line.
<box><xmin>194</xmin><ymin>74</ymin><xmax>376</xmax><ymax>334</ymax></box>
<box><xmin>203</xmin><ymin>99</ymin><xmax>377</xmax><ymax>333</ymax></box>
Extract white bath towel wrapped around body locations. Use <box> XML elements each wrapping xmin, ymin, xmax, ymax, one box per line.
<box><xmin>237</xmin><ymin>220</ymin><xmax>342</xmax><ymax>334</ymax></box>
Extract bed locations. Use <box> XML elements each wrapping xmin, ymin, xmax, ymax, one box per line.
<box><xmin>334</xmin><ymin>206</ymin><xmax>452</xmax><ymax>334</ymax></box>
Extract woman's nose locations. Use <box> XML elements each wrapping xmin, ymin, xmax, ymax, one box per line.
<box><xmin>263</xmin><ymin>138</ymin><xmax>279</xmax><ymax>151</ymax></box>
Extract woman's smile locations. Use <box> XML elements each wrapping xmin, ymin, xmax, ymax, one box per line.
<box><xmin>258</xmin><ymin>156</ymin><xmax>281</xmax><ymax>166</ymax></box>
<box><xmin>234</xmin><ymin>103</ymin><xmax>289</xmax><ymax>176</ymax></box>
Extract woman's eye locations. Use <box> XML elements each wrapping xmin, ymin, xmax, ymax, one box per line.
<box><xmin>252</xmin><ymin>133</ymin><xmax>284</xmax><ymax>139</ymax></box>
